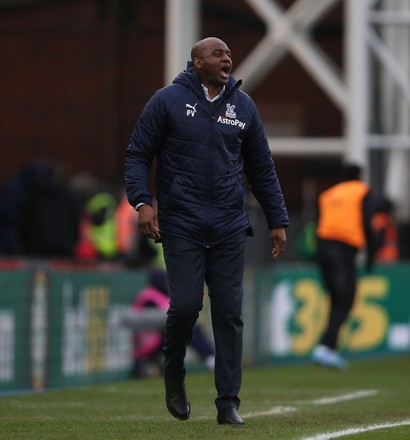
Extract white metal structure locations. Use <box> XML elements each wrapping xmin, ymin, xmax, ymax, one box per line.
<box><xmin>165</xmin><ymin>0</ymin><xmax>410</xmax><ymax>220</ymax></box>
<box><xmin>165</xmin><ymin>0</ymin><xmax>200</xmax><ymax>84</ymax></box>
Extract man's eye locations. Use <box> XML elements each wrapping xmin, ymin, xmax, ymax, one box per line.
<box><xmin>213</xmin><ymin>51</ymin><xmax>231</xmax><ymax>58</ymax></box>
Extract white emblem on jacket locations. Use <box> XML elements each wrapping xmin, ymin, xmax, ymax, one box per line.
<box><xmin>186</xmin><ymin>103</ymin><xmax>197</xmax><ymax>117</ymax></box>
<box><xmin>217</xmin><ymin>103</ymin><xmax>246</xmax><ymax>129</ymax></box>
<box><xmin>225</xmin><ymin>103</ymin><xmax>236</xmax><ymax>118</ymax></box>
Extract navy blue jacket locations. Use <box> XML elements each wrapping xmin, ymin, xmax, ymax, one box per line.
<box><xmin>125</xmin><ymin>63</ymin><xmax>289</xmax><ymax>247</ymax></box>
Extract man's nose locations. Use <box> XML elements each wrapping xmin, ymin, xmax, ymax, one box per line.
<box><xmin>222</xmin><ymin>52</ymin><xmax>231</xmax><ymax>62</ymax></box>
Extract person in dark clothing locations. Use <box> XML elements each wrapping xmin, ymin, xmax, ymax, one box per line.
<box><xmin>312</xmin><ymin>164</ymin><xmax>377</xmax><ymax>369</ymax></box>
<box><xmin>125</xmin><ymin>37</ymin><xmax>289</xmax><ymax>425</ymax></box>
<box><xmin>20</xmin><ymin>164</ymin><xmax>81</xmax><ymax>257</ymax></box>
<box><xmin>0</xmin><ymin>161</ymin><xmax>47</xmax><ymax>255</ymax></box>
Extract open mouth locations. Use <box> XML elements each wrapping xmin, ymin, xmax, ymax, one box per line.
<box><xmin>220</xmin><ymin>65</ymin><xmax>231</xmax><ymax>79</ymax></box>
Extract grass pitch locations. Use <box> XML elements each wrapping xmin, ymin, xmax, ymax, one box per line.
<box><xmin>1</xmin><ymin>354</ymin><xmax>409</xmax><ymax>439</ymax></box>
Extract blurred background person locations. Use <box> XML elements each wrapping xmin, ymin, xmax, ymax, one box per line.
<box><xmin>115</xmin><ymin>190</ymin><xmax>140</xmax><ymax>265</ymax></box>
<box><xmin>19</xmin><ymin>161</ymin><xmax>81</xmax><ymax>258</ymax></box>
<box><xmin>372</xmin><ymin>196</ymin><xmax>399</xmax><ymax>263</ymax></box>
<box><xmin>311</xmin><ymin>164</ymin><xmax>378</xmax><ymax>369</ymax></box>
<box><xmin>0</xmin><ymin>160</ymin><xmax>48</xmax><ymax>255</ymax></box>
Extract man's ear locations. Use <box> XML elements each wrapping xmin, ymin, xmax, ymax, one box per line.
<box><xmin>193</xmin><ymin>57</ymin><xmax>202</xmax><ymax>70</ymax></box>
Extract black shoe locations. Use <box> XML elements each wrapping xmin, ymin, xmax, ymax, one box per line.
<box><xmin>217</xmin><ymin>408</ymin><xmax>244</xmax><ymax>425</ymax></box>
<box><xmin>165</xmin><ymin>379</ymin><xmax>190</xmax><ymax>420</ymax></box>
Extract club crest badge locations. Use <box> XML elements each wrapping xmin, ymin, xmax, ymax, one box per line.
<box><xmin>217</xmin><ymin>103</ymin><xmax>246</xmax><ymax>129</ymax></box>
<box><xmin>225</xmin><ymin>103</ymin><xmax>236</xmax><ymax>119</ymax></box>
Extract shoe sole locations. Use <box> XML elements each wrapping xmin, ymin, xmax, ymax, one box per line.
<box><xmin>217</xmin><ymin>420</ymin><xmax>244</xmax><ymax>426</ymax></box>
<box><xmin>166</xmin><ymin>400</ymin><xmax>190</xmax><ymax>421</ymax></box>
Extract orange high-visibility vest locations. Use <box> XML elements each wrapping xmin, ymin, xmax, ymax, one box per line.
<box><xmin>372</xmin><ymin>212</ymin><xmax>399</xmax><ymax>262</ymax></box>
<box><xmin>316</xmin><ymin>180</ymin><xmax>369</xmax><ymax>249</ymax></box>
<box><xmin>115</xmin><ymin>195</ymin><xmax>138</xmax><ymax>254</ymax></box>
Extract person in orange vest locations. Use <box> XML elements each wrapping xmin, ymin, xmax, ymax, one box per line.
<box><xmin>115</xmin><ymin>191</ymin><xmax>140</xmax><ymax>265</ymax></box>
<box><xmin>372</xmin><ymin>197</ymin><xmax>399</xmax><ymax>263</ymax></box>
<box><xmin>311</xmin><ymin>164</ymin><xmax>377</xmax><ymax>369</ymax></box>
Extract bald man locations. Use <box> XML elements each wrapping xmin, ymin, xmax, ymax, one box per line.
<box><xmin>125</xmin><ymin>37</ymin><xmax>289</xmax><ymax>425</ymax></box>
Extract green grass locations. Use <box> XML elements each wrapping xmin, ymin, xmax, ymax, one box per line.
<box><xmin>1</xmin><ymin>355</ymin><xmax>410</xmax><ymax>439</ymax></box>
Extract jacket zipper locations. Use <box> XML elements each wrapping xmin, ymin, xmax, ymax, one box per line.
<box><xmin>203</xmin><ymin>81</ymin><xmax>242</xmax><ymax>247</ymax></box>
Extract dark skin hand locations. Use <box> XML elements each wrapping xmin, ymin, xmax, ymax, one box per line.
<box><xmin>270</xmin><ymin>228</ymin><xmax>287</xmax><ymax>259</ymax></box>
<box><xmin>137</xmin><ymin>204</ymin><xmax>161</xmax><ymax>240</ymax></box>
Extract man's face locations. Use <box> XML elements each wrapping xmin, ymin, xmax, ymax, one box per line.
<box><xmin>194</xmin><ymin>38</ymin><xmax>232</xmax><ymax>88</ymax></box>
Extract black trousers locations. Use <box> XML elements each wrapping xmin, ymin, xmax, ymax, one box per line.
<box><xmin>316</xmin><ymin>239</ymin><xmax>358</xmax><ymax>350</ymax></box>
<box><xmin>161</xmin><ymin>231</ymin><xmax>247</xmax><ymax>411</ymax></box>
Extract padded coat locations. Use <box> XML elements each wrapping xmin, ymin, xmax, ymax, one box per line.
<box><xmin>125</xmin><ymin>63</ymin><xmax>289</xmax><ymax>247</ymax></box>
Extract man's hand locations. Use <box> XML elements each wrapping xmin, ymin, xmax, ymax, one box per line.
<box><xmin>270</xmin><ymin>227</ymin><xmax>286</xmax><ymax>259</ymax></box>
<box><xmin>137</xmin><ymin>204</ymin><xmax>161</xmax><ymax>240</ymax></box>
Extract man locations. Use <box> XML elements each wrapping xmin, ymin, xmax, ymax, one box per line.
<box><xmin>125</xmin><ymin>37</ymin><xmax>289</xmax><ymax>425</ymax></box>
<box><xmin>312</xmin><ymin>164</ymin><xmax>376</xmax><ymax>369</ymax></box>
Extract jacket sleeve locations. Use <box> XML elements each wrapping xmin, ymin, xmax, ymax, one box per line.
<box><xmin>125</xmin><ymin>92</ymin><xmax>167</xmax><ymax>208</ymax></box>
<box><xmin>242</xmin><ymin>101</ymin><xmax>289</xmax><ymax>230</ymax></box>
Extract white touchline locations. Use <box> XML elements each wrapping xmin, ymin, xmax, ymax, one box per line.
<box><xmin>309</xmin><ymin>389</ymin><xmax>378</xmax><ymax>405</ymax></box>
<box><xmin>241</xmin><ymin>389</ymin><xmax>378</xmax><ymax>420</ymax></box>
<box><xmin>300</xmin><ymin>420</ymin><xmax>410</xmax><ymax>440</ymax></box>
<box><xmin>243</xmin><ymin>406</ymin><xmax>296</xmax><ymax>418</ymax></box>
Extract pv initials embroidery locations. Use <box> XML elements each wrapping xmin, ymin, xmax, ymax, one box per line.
<box><xmin>186</xmin><ymin>103</ymin><xmax>197</xmax><ymax>117</ymax></box>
